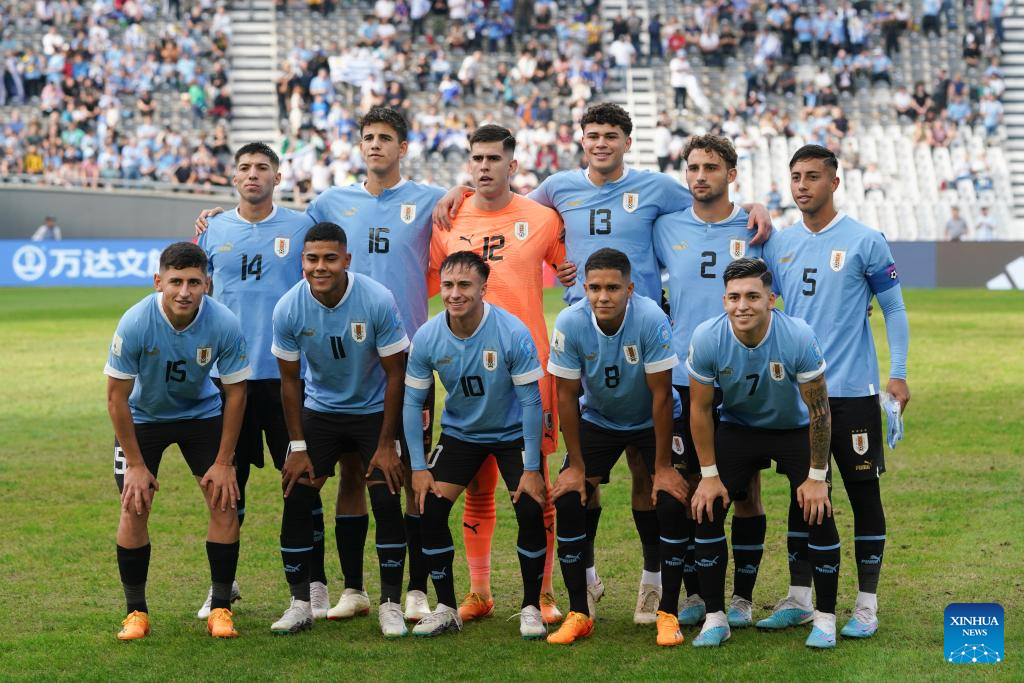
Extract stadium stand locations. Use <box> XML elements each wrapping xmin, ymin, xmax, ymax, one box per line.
<box><xmin>1</xmin><ymin>0</ymin><xmax>1017</xmax><ymax>238</ymax></box>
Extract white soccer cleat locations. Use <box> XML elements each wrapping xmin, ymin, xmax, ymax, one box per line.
<box><xmin>196</xmin><ymin>580</ymin><xmax>241</xmax><ymax>619</ymax></box>
<box><xmin>412</xmin><ymin>604</ymin><xmax>463</xmax><ymax>637</ymax></box>
<box><xmin>586</xmin><ymin>577</ymin><xmax>605</xmax><ymax>619</ymax></box>
<box><xmin>379</xmin><ymin>600</ymin><xmax>409</xmax><ymax>638</ymax></box>
<box><xmin>327</xmin><ymin>588</ymin><xmax>371</xmax><ymax>620</ymax></box>
<box><xmin>310</xmin><ymin>581</ymin><xmax>330</xmax><ymax>620</ymax></box>
<box><xmin>517</xmin><ymin>605</ymin><xmax>547</xmax><ymax>640</ymax></box>
<box><xmin>271</xmin><ymin>598</ymin><xmax>313</xmax><ymax>635</ymax></box>
<box><xmin>727</xmin><ymin>595</ymin><xmax>754</xmax><ymax>627</ymax></box>
<box><xmin>404</xmin><ymin>589</ymin><xmax>431</xmax><ymax>622</ymax></box>
<box><xmin>633</xmin><ymin>583</ymin><xmax>662</xmax><ymax>625</ymax></box>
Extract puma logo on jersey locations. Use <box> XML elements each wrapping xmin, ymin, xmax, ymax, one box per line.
<box><xmin>672</xmin><ymin>242</ymin><xmax>689</xmax><ymax>250</ymax></box>
<box><xmin>343</xmin><ymin>207</ymin><xmax>358</xmax><ymax>217</ymax></box>
<box><xmin>458</xmin><ymin>235</ymin><xmax>473</xmax><ymax>244</ymax></box>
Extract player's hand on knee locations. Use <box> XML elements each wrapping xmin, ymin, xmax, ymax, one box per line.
<box><xmin>122</xmin><ymin>464</ymin><xmax>158</xmax><ymax>516</ymax></box>
<box><xmin>194</xmin><ymin>207</ymin><xmax>225</xmax><ymax>236</ymax></box>
<box><xmin>550</xmin><ymin>465</ymin><xmax>586</xmax><ymax>504</ymax></box>
<box><xmin>555</xmin><ymin>260</ymin><xmax>577</xmax><ymax>287</ymax></box>
<box><xmin>652</xmin><ymin>466</ymin><xmax>689</xmax><ymax>505</ymax></box>
<box><xmin>886</xmin><ymin>378</ymin><xmax>911</xmax><ymax>414</ymax></box>
<box><xmin>796</xmin><ymin>479</ymin><xmax>832</xmax><ymax>525</ymax></box>
<box><xmin>201</xmin><ymin>462</ymin><xmax>238</xmax><ymax>512</ymax></box>
<box><xmin>513</xmin><ymin>470</ymin><xmax>547</xmax><ymax>506</ymax></box>
<box><xmin>412</xmin><ymin>470</ymin><xmax>439</xmax><ymax>513</ymax></box>
<box><xmin>366</xmin><ymin>442</ymin><xmax>403</xmax><ymax>494</ymax></box>
<box><xmin>281</xmin><ymin>448</ymin><xmax>315</xmax><ymax>497</ymax></box>
<box><xmin>691</xmin><ymin>476</ymin><xmax>728</xmax><ymax>524</ymax></box>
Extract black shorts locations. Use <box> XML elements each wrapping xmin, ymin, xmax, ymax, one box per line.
<box><xmin>717</xmin><ymin>422</ymin><xmax>823</xmax><ymax>501</ymax></box>
<box><xmin>562</xmin><ymin>420</ymin><xmax>684</xmax><ymax>481</ymax></box>
<box><xmin>302</xmin><ymin>408</ymin><xmax>409</xmax><ymax>481</ymax></box>
<box><xmin>427</xmin><ymin>432</ymin><xmax>528</xmax><ymax>490</ymax></box>
<box><xmin>114</xmin><ymin>416</ymin><xmax>222</xmax><ymax>492</ymax></box>
<box><xmin>234</xmin><ymin>379</ymin><xmax>290</xmax><ymax>470</ymax></box>
<box><xmin>828</xmin><ymin>396</ymin><xmax>886</xmax><ymax>482</ymax></box>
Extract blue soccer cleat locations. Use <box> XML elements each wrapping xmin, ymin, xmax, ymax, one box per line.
<box><xmin>806</xmin><ymin>625</ymin><xmax>837</xmax><ymax>649</ymax></box>
<box><xmin>756</xmin><ymin>597</ymin><xmax>813</xmax><ymax>630</ymax></box>
<box><xmin>677</xmin><ymin>594</ymin><xmax>706</xmax><ymax>626</ymax></box>
<box><xmin>727</xmin><ymin>596</ymin><xmax>753</xmax><ymax>628</ymax></box>
<box><xmin>693</xmin><ymin>612</ymin><xmax>731</xmax><ymax>647</ymax></box>
<box><xmin>840</xmin><ymin>609</ymin><xmax>879</xmax><ymax>639</ymax></box>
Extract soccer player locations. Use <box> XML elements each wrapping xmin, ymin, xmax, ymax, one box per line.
<box><xmin>269</xmin><ymin>222</ymin><xmax>411</xmax><ymax>637</ymax></box>
<box><xmin>545</xmin><ymin>248</ymin><xmax>690</xmax><ymax>647</ymax></box>
<box><xmin>428</xmin><ymin>124</ymin><xmax>567</xmax><ymax>624</ymax></box>
<box><xmin>652</xmin><ymin>134</ymin><xmax>768</xmax><ymax>629</ymax></box>
<box><xmin>687</xmin><ymin>258</ymin><xmax>840</xmax><ymax>649</ymax></box>
<box><xmin>759</xmin><ymin>144</ymin><xmax>910</xmax><ymax>639</ymax></box>
<box><xmin>404</xmin><ymin>251</ymin><xmax>549</xmax><ymax>640</ymax></box>
<box><xmin>197</xmin><ymin>141</ymin><xmax>320</xmax><ymax>618</ymax></box>
<box><xmin>105</xmin><ymin>242</ymin><xmax>251</xmax><ymax>640</ymax></box>
<box><xmin>434</xmin><ymin>103</ymin><xmax>773</xmax><ymax>623</ymax></box>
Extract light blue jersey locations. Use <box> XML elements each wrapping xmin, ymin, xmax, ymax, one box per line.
<box><xmin>762</xmin><ymin>213</ymin><xmax>906</xmax><ymax>397</ymax></box>
<box><xmin>307</xmin><ymin>180</ymin><xmax>445</xmax><ymax>336</ymax></box>
<box><xmin>653</xmin><ymin>204</ymin><xmax>763</xmax><ymax>386</ymax></box>
<box><xmin>404</xmin><ymin>303</ymin><xmax>544</xmax><ymax>466</ymax></box>
<box><xmin>548</xmin><ymin>295</ymin><xmax>682</xmax><ymax>431</ymax></box>
<box><xmin>686</xmin><ymin>311</ymin><xmax>826</xmax><ymax>430</ymax></box>
<box><xmin>271</xmin><ymin>273</ymin><xmax>410</xmax><ymax>414</ymax></box>
<box><xmin>529</xmin><ymin>167</ymin><xmax>693</xmax><ymax>303</ymax></box>
<box><xmin>198</xmin><ymin>205</ymin><xmax>312</xmax><ymax>380</ymax></box>
<box><xmin>104</xmin><ymin>293</ymin><xmax>252</xmax><ymax>423</ymax></box>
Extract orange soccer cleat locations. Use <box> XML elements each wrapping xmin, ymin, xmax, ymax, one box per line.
<box><xmin>458</xmin><ymin>592</ymin><xmax>495</xmax><ymax>622</ymax></box>
<box><xmin>540</xmin><ymin>592</ymin><xmax>564</xmax><ymax>624</ymax></box>
<box><xmin>545</xmin><ymin>611</ymin><xmax>594</xmax><ymax>645</ymax></box>
<box><xmin>117</xmin><ymin>610</ymin><xmax>151</xmax><ymax>641</ymax></box>
<box><xmin>656</xmin><ymin>611</ymin><xmax>685</xmax><ymax>647</ymax></box>
<box><xmin>207</xmin><ymin>607</ymin><xmax>240</xmax><ymax>638</ymax></box>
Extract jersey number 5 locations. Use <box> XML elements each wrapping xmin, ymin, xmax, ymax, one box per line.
<box><xmin>589</xmin><ymin>209</ymin><xmax>612</xmax><ymax>235</ymax></box>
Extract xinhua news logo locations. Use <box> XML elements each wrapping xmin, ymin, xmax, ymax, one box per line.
<box><xmin>944</xmin><ymin>603</ymin><xmax>1004</xmax><ymax>663</ymax></box>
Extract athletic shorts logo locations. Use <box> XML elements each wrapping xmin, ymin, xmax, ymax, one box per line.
<box><xmin>852</xmin><ymin>430</ymin><xmax>869</xmax><ymax>455</ymax></box>
<box><xmin>552</xmin><ymin>328</ymin><xmax>565</xmax><ymax>353</ymax></box>
<box><xmin>111</xmin><ymin>333</ymin><xmax>123</xmax><ymax>357</ymax></box>
<box><xmin>672</xmin><ymin>435</ymin><xmax>684</xmax><ymax>455</ymax></box>
<box><xmin>830</xmin><ymin>249</ymin><xmax>847</xmax><ymax>272</ymax></box>
<box><xmin>730</xmin><ymin>239</ymin><xmax>746</xmax><ymax>259</ymax></box>
<box><xmin>769</xmin><ymin>361</ymin><xmax>785</xmax><ymax>381</ymax></box>
<box><xmin>623</xmin><ymin>344</ymin><xmax>639</xmax><ymax>365</ymax></box>
<box><xmin>945</xmin><ymin>603</ymin><xmax>1004</xmax><ymax>663</ymax></box>
<box><xmin>196</xmin><ymin>346</ymin><xmax>213</xmax><ymax>366</ymax></box>
<box><xmin>400</xmin><ymin>204</ymin><xmax>416</xmax><ymax>224</ymax></box>
<box><xmin>274</xmin><ymin>237</ymin><xmax>290</xmax><ymax>257</ymax></box>
<box><xmin>483</xmin><ymin>349</ymin><xmax>498</xmax><ymax>371</ymax></box>
<box><xmin>514</xmin><ymin>221</ymin><xmax>529</xmax><ymax>240</ymax></box>
<box><xmin>351</xmin><ymin>322</ymin><xmax>367</xmax><ymax>343</ymax></box>
<box><xmin>623</xmin><ymin>192</ymin><xmax>640</xmax><ymax>213</ymax></box>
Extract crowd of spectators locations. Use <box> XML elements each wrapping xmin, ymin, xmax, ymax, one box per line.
<box><xmin>1</xmin><ymin>0</ymin><xmax>235</xmax><ymax>189</ymax></box>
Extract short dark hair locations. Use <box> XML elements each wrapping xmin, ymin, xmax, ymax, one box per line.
<box><xmin>359</xmin><ymin>106</ymin><xmax>409</xmax><ymax>142</ymax></box>
<box><xmin>160</xmin><ymin>241</ymin><xmax>208</xmax><ymax>273</ymax></box>
<box><xmin>580</xmin><ymin>102</ymin><xmax>633</xmax><ymax>137</ymax></box>
<box><xmin>584</xmin><ymin>247</ymin><xmax>631</xmax><ymax>278</ymax></box>
<box><xmin>304</xmin><ymin>221</ymin><xmax>348</xmax><ymax>246</ymax></box>
<box><xmin>234</xmin><ymin>141</ymin><xmax>280</xmax><ymax>168</ymax></box>
<box><xmin>683</xmin><ymin>134</ymin><xmax>738</xmax><ymax>170</ymax></box>
<box><xmin>469</xmin><ymin>124</ymin><xmax>516</xmax><ymax>154</ymax></box>
<box><xmin>723</xmin><ymin>257</ymin><xmax>773</xmax><ymax>288</ymax></box>
<box><xmin>789</xmin><ymin>144</ymin><xmax>838</xmax><ymax>173</ymax></box>
<box><xmin>440</xmin><ymin>250</ymin><xmax>490</xmax><ymax>281</ymax></box>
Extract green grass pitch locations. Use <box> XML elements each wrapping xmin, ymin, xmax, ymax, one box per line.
<box><xmin>0</xmin><ymin>287</ymin><xmax>1020</xmax><ymax>681</ymax></box>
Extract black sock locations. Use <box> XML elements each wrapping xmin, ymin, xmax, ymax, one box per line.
<box><xmin>632</xmin><ymin>508</ymin><xmax>661</xmax><ymax>573</ymax></box>
<box><xmin>787</xmin><ymin>496</ymin><xmax>813</xmax><ymax>588</ymax></box>
<box><xmin>656</xmin><ymin>492</ymin><xmax>688</xmax><ymax>614</ymax></box>
<box><xmin>309</xmin><ymin>492</ymin><xmax>327</xmax><ymax>585</ymax></box>
<box><xmin>335</xmin><ymin>513</ymin><xmax>369</xmax><ymax>591</ymax></box>
<box><xmin>681</xmin><ymin>516</ymin><xmax>700</xmax><ymax>598</ymax></box>
<box><xmin>848</xmin><ymin>478</ymin><xmax>886</xmax><ymax>595</ymax></box>
<box><xmin>117</xmin><ymin>543</ymin><xmax>151</xmax><ymax>615</ymax></box>
<box><xmin>405</xmin><ymin>513</ymin><xmax>428</xmax><ymax>592</ymax></box>
<box><xmin>236</xmin><ymin>459</ymin><xmax>250</xmax><ymax>527</ymax></box>
<box><xmin>731</xmin><ymin>515</ymin><xmax>766</xmax><ymax>602</ymax></box>
<box><xmin>369</xmin><ymin>484</ymin><xmax>406</xmax><ymax>604</ymax></box>
<box><xmin>694</xmin><ymin>499</ymin><xmax>728</xmax><ymax>614</ymax></box>
<box><xmin>583</xmin><ymin>505</ymin><xmax>602</xmax><ymax>574</ymax></box>
<box><xmin>555</xmin><ymin>491</ymin><xmax>589</xmax><ymax>616</ymax></box>
<box><xmin>808</xmin><ymin>517</ymin><xmax>841</xmax><ymax>615</ymax></box>
<box><xmin>421</xmin><ymin>495</ymin><xmax>456</xmax><ymax>608</ymax></box>
<box><xmin>513</xmin><ymin>494</ymin><xmax>546</xmax><ymax>609</ymax></box>
<box><xmin>281</xmin><ymin>485</ymin><xmax>315</xmax><ymax>602</ymax></box>
<box><xmin>206</xmin><ymin>540</ymin><xmax>240</xmax><ymax>610</ymax></box>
